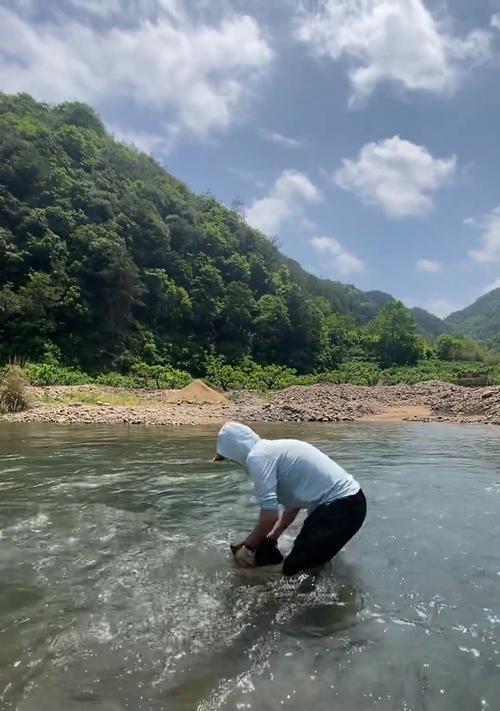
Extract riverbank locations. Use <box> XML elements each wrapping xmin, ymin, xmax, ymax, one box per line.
<box><xmin>1</xmin><ymin>380</ymin><xmax>499</xmax><ymax>426</ymax></box>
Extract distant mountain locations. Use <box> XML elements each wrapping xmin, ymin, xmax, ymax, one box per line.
<box><xmin>283</xmin><ymin>268</ymin><xmax>449</xmax><ymax>338</ymax></box>
<box><xmin>0</xmin><ymin>93</ymin><xmax>475</xmax><ymax>375</ymax></box>
<box><xmin>445</xmin><ymin>288</ymin><xmax>500</xmax><ymax>342</ymax></box>
<box><xmin>282</xmin><ymin>262</ymin><xmax>400</xmax><ymax>325</ymax></box>
<box><xmin>5</xmin><ymin>93</ymin><xmax>447</xmax><ymax>373</ymax></box>
<box><xmin>411</xmin><ymin>307</ymin><xmax>451</xmax><ymax>340</ymax></box>
<box><xmin>364</xmin><ymin>290</ymin><xmax>395</xmax><ymax>309</ymax></box>
<box><xmin>363</xmin><ymin>293</ymin><xmax>450</xmax><ymax>340</ymax></box>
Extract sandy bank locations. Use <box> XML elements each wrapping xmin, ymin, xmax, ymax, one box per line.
<box><xmin>2</xmin><ymin>380</ymin><xmax>499</xmax><ymax>426</ymax></box>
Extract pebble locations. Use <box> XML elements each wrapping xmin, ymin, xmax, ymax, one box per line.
<box><xmin>2</xmin><ymin>381</ymin><xmax>499</xmax><ymax>426</ymax></box>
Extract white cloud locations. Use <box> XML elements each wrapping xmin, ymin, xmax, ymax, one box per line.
<box><xmin>482</xmin><ymin>277</ymin><xmax>500</xmax><ymax>294</ymax></box>
<box><xmin>67</xmin><ymin>0</ymin><xmax>122</xmax><ymax>17</ymax></box>
<box><xmin>0</xmin><ymin>5</ymin><xmax>273</xmax><ymax>145</ymax></box>
<box><xmin>310</xmin><ymin>236</ymin><xmax>365</xmax><ymax>276</ymax></box>
<box><xmin>468</xmin><ymin>206</ymin><xmax>500</xmax><ymax>264</ymax></box>
<box><xmin>416</xmin><ymin>258</ymin><xmax>441</xmax><ymax>273</ymax></box>
<box><xmin>294</xmin><ymin>0</ymin><xmax>492</xmax><ymax>105</ymax></box>
<box><xmin>492</xmin><ymin>14</ymin><xmax>500</xmax><ymax>31</ymax></box>
<box><xmin>110</xmin><ymin>125</ymin><xmax>172</xmax><ymax>156</ymax></box>
<box><xmin>245</xmin><ymin>170</ymin><xmax>321</xmax><ymax>235</ymax></box>
<box><xmin>299</xmin><ymin>216</ymin><xmax>317</xmax><ymax>231</ymax></box>
<box><xmin>334</xmin><ymin>136</ymin><xmax>456</xmax><ymax>218</ymax></box>
<box><xmin>259</xmin><ymin>128</ymin><xmax>303</xmax><ymax>148</ymax></box>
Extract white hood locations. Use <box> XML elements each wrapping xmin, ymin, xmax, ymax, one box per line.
<box><xmin>216</xmin><ymin>422</ymin><xmax>260</xmax><ymax>467</ymax></box>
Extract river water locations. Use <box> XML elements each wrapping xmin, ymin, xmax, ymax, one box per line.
<box><xmin>0</xmin><ymin>422</ymin><xmax>499</xmax><ymax>711</ymax></box>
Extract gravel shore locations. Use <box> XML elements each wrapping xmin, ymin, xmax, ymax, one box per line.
<box><xmin>2</xmin><ymin>381</ymin><xmax>499</xmax><ymax>426</ymax></box>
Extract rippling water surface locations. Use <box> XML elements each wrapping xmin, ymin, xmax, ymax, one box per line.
<box><xmin>1</xmin><ymin>422</ymin><xmax>499</xmax><ymax>710</ymax></box>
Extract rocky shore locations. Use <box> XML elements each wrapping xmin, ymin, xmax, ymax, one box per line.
<box><xmin>261</xmin><ymin>381</ymin><xmax>500</xmax><ymax>424</ymax></box>
<box><xmin>2</xmin><ymin>380</ymin><xmax>499</xmax><ymax>426</ymax></box>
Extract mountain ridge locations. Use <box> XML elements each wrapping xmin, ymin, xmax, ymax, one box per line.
<box><xmin>445</xmin><ymin>288</ymin><xmax>500</xmax><ymax>344</ymax></box>
<box><xmin>0</xmin><ymin>92</ymin><xmax>497</xmax><ymax>375</ymax></box>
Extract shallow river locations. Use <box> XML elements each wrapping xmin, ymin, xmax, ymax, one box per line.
<box><xmin>0</xmin><ymin>422</ymin><xmax>499</xmax><ymax>711</ymax></box>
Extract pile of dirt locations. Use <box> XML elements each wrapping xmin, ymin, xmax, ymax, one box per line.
<box><xmin>165</xmin><ymin>379</ymin><xmax>227</xmax><ymax>405</ymax></box>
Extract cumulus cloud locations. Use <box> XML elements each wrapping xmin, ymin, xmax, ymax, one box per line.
<box><xmin>0</xmin><ymin>4</ymin><xmax>273</xmax><ymax>145</ymax></box>
<box><xmin>67</xmin><ymin>0</ymin><xmax>122</xmax><ymax>17</ymax></box>
<box><xmin>416</xmin><ymin>258</ymin><xmax>441</xmax><ymax>273</ymax></box>
<box><xmin>245</xmin><ymin>170</ymin><xmax>321</xmax><ymax>235</ymax></box>
<box><xmin>482</xmin><ymin>276</ymin><xmax>500</xmax><ymax>293</ymax></box>
<box><xmin>294</xmin><ymin>0</ymin><xmax>492</xmax><ymax>105</ymax></box>
<box><xmin>468</xmin><ymin>206</ymin><xmax>500</xmax><ymax>264</ymax></box>
<box><xmin>492</xmin><ymin>14</ymin><xmax>500</xmax><ymax>31</ymax></box>
<box><xmin>310</xmin><ymin>236</ymin><xmax>365</xmax><ymax>276</ymax></box>
<box><xmin>259</xmin><ymin>128</ymin><xmax>303</xmax><ymax>148</ymax></box>
<box><xmin>334</xmin><ymin>136</ymin><xmax>456</xmax><ymax>218</ymax></box>
<box><xmin>299</xmin><ymin>216</ymin><xmax>317</xmax><ymax>231</ymax></box>
<box><xmin>110</xmin><ymin>125</ymin><xmax>172</xmax><ymax>156</ymax></box>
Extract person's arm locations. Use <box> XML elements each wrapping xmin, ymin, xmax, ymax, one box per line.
<box><xmin>268</xmin><ymin>507</ymin><xmax>301</xmax><ymax>542</ymax></box>
<box><xmin>244</xmin><ymin>509</ymin><xmax>280</xmax><ymax>548</ymax></box>
<box><xmin>233</xmin><ymin>510</ymin><xmax>279</xmax><ymax>568</ymax></box>
<box><xmin>233</xmin><ymin>453</ymin><xmax>279</xmax><ymax>567</ymax></box>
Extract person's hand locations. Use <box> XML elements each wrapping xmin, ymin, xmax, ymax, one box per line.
<box><xmin>266</xmin><ymin>531</ymin><xmax>281</xmax><ymax>544</ymax></box>
<box><xmin>230</xmin><ymin>542</ymin><xmax>245</xmax><ymax>555</ymax></box>
<box><xmin>234</xmin><ymin>545</ymin><xmax>256</xmax><ymax>569</ymax></box>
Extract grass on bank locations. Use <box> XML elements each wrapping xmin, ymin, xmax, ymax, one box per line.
<box><xmin>0</xmin><ymin>365</ymin><xmax>30</xmax><ymax>413</ymax></box>
<box><xmin>37</xmin><ymin>388</ymin><xmax>147</xmax><ymax>407</ymax></box>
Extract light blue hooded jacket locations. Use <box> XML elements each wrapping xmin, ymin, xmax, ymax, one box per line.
<box><xmin>216</xmin><ymin>422</ymin><xmax>359</xmax><ymax>512</ymax></box>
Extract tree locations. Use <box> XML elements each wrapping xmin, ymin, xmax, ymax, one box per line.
<box><xmin>435</xmin><ymin>333</ymin><xmax>489</xmax><ymax>362</ymax></box>
<box><xmin>371</xmin><ymin>302</ymin><xmax>422</xmax><ymax>367</ymax></box>
<box><xmin>252</xmin><ymin>295</ymin><xmax>291</xmax><ymax>365</ymax></box>
<box><xmin>217</xmin><ymin>282</ymin><xmax>256</xmax><ymax>361</ymax></box>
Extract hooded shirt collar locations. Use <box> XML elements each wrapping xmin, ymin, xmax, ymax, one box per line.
<box><xmin>216</xmin><ymin>422</ymin><xmax>260</xmax><ymax>466</ymax></box>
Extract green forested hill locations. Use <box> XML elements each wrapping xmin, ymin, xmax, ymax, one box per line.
<box><xmin>0</xmin><ymin>94</ymin><xmax>450</xmax><ymax>374</ymax></box>
<box><xmin>411</xmin><ymin>307</ymin><xmax>452</xmax><ymax>339</ymax></box>
<box><xmin>446</xmin><ymin>289</ymin><xmax>500</xmax><ymax>345</ymax></box>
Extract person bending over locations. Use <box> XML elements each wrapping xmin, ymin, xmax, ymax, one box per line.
<box><xmin>213</xmin><ymin>422</ymin><xmax>366</xmax><ymax>576</ymax></box>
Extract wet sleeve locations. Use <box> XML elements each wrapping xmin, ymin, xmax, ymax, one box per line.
<box><xmin>246</xmin><ymin>453</ymin><xmax>279</xmax><ymax>510</ymax></box>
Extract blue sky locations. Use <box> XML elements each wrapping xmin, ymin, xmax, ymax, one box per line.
<box><xmin>1</xmin><ymin>0</ymin><xmax>500</xmax><ymax>317</ymax></box>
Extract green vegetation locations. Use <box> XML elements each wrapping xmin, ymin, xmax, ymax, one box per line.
<box><xmin>15</xmin><ymin>354</ymin><xmax>500</xmax><ymax>392</ymax></box>
<box><xmin>434</xmin><ymin>334</ymin><xmax>496</xmax><ymax>364</ymax></box>
<box><xmin>380</xmin><ymin>360</ymin><xmax>500</xmax><ymax>386</ymax></box>
<box><xmin>445</xmin><ymin>289</ymin><xmax>500</xmax><ymax>342</ymax></box>
<box><xmin>411</xmin><ymin>307</ymin><xmax>453</xmax><ymax>340</ymax></box>
<box><xmin>23</xmin><ymin>362</ymin><xmax>93</xmax><ymax>386</ymax></box>
<box><xmin>0</xmin><ymin>93</ymin><xmax>498</xmax><ymax>390</ymax></box>
<box><xmin>38</xmin><ymin>388</ymin><xmax>145</xmax><ymax>407</ymax></box>
<box><xmin>18</xmin><ymin>361</ymin><xmax>191</xmax><ymax>389</ymax></box>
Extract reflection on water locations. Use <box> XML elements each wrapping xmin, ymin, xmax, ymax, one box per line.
<box><xmin>0</xmin><ymin>422</ymin><xmax>499</xmax><ymax>710</ymax></box>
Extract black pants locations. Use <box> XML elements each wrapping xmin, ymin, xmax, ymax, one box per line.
<box><xmin>282</xmin><ymin>489</ymin><xmax>367</xmax><ymax>577</ymax></box>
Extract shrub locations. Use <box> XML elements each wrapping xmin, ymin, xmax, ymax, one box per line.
<box><xmin>0</xmin><ymin>365</ymin><xmax>30</xmax><ymax>413</ymax></box>
<box><xmin>23</xmin><ymin>362</ymin><xmax>93</xmax><ymax>386</ymax></box>
<box><xmin>130</xmin><ymin>362</ymin><xmax>191</xmax><ymax>389</ymax></box>
<box><xmin>94</xmin><ymin>372</ymin><xmax>137</xmax><ymax>388</ymax></box>
<box><xmin>204</xmin><ymin>356</ymin><xmax>299</xmax><ymax>391</ymax></box>
<box><xmin>249</xmin><ymin>364</ymin><xmax>298</xmax><ymax>390</ymax></box>
<box><xmin>204</xmin><ymin>355</ymin><xmax>245</xmax><ymax>391</ymax></box>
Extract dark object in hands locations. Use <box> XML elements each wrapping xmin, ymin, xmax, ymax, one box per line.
<box><xmin>230</xmin><ymin>539</ymin><xmax>283</xmax><ymax>566</ymax></box>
